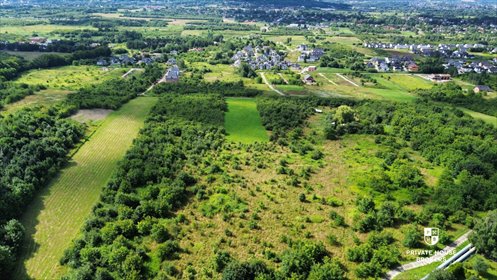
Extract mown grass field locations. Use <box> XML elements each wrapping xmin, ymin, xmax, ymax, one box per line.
<box><xmin>14</xmin><ymin>97</ymin><xmax>158</xmax><ymax>280</ymax></box>
<box><xmin>15</xmin><ymin>65</ymin><xmax>127</xmax><ymax>90</ymax></box>
<box><xmin>225</xmin><ymin>98</ymin><xmax>269</xmax><ymax>144</ymax></box>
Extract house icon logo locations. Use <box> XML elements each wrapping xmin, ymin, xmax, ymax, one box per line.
<box><xmin>424</xmin><ymin>228</ymin><xmax>440</xmax><ymax>245</ymax></box>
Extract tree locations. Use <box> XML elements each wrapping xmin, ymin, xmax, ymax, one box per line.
<box><xmin>308</xmin><ymin>257</ymin><xmax>346</xmax><ymax>280</ymax></box>
<box><xmin>426</xmin><ymin>269</ymin><xmax>456</xmax><ymax>280</ymax></box>
<box><xmin>470</xmin><ymin>210</ymin><xmax>497</xmax><ymax>261</ymax></box>
<box><xmin>403</xmin><ymin>225</ymin><xmax>422</xmax><ymax>248</ymax></box>
<box><xmin>334</xmin><ymin>105</ymin><xmax>356</xmax><ymax>124</ymax></box>
<box><xmin>472</xmin><ymin>257</ymin><xmax>489</xmax><ymax>275</ymax></box>
<box><xmin>280</xmin><ymin>241</ymin><xmax>327</xmax><ymax>277</ymax></box>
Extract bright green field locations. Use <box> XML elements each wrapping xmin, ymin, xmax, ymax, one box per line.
<box><xmin>225</xmin><ymin>98</ymin><xmax>269</xmax><ymax>144</ymax></box>
<box><xmin>15</xmin><ymin>66</ymin><xmax>127</xmax><ymax>90</ymax></box>
<box><xmin>14</xmin><ymin>97</ymin><xmax>158</xmax><ymax>280</ymax></box>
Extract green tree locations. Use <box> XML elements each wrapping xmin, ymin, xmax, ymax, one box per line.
<box><xmin>470</xmin><ymin>210</ymin><xmax>497</xmax><ymax>261</ymax></box>
<box><xmin>403</xmin><ymin>225</ymin><xmax>422</xmax><ymax>248</ymax></box>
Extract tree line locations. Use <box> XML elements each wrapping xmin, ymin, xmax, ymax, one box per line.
<box><xmin>0</xmin><ymin>108</ymin><xmax>84</xmax><ymax>276</ymax></box>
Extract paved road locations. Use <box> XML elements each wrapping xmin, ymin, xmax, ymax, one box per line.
<box><xmin>386</xmin><ymin>231</ymin><xmax>472</xmax><ymax>279</ymax></box>
<box><xmin>318</xmin><ymin>73</ymin><xmax>338</xmax><ymax>86</ymax></box>
<box><xmin>260</xmin><ymin>72</ymin><xmax>285</xmax><ymax>96</ymax></box>
<box><xmin>336</xmin><ymin>73</ymin><xmax>360</xmax><ymax>87</ymax></box>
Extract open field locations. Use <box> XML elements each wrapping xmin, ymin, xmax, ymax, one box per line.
<box><xmin>0</xmin><ymin>24</ymin><xmax>96</xmax><ymax>38</ymax></box>
<box><xmin>14</xmin><ymin>97</ymin><xmax>158</xmax><ymax>280</ymax></box>
<box><xmin>191</xmin><ymin>62</ymin><xmax>271</xmax><ymax>93</ymax></box>
<box><xmin>15</xmin><ymin>66</ymin><xmax>127</xmax><ymax>90</ymax></box>
<box><xmin>4</xmin><ymin>51</ymin><xmax>71</xmax><ymax>61</ymax></box>
<box><xmin>459</xmin><ymin>107</ymin><xmax>497</xmax><ymax>126</ymax></box>
<box><xmin>225</xmin><ymin>98</ymin><xmax>269</xmax><ymax>144</ymax></box>
<box><xmin>1</xmin><ymin>89</ymin><xmax>71</xmax><ymax>115</ymax></box>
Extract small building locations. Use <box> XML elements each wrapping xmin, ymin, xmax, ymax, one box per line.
<box><xmin>474</xmin><ymin>85</ymin><xmax>492</xmax><ymax>94</ymax></box>
<box><xmin>407</xmin><ymin>63</ymin><xmax>419</xmax><ymax>72</ymax></box>
<box><xmin>303</xmin><ymin>74</ymin><xmax>316</xmax><ymax>84</ymax></box>
<box><xmin>165</xmin><ymin>65</ymin><xmax>180</xmax><ymax>82</ymax></box>
<box><xmin>429</xmin><ymin>74</ymin><xmax>451</xmax><ymax>82</ymax></box>
<box><xmin>307</xmin><ymin>66</ymin><xmax>317</xmax><ymax>72</ymax></box>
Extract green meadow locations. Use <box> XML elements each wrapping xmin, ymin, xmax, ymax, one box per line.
<box><xmin>225</xmin><ymin>98</ymin><xmax>269</xmax><ymax>144</ymax></box>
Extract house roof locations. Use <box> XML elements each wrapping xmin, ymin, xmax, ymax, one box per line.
<box><xmin>475</xmin><ymin>85</ymin><xmax>492</xmax><ymax>91</ymax></box>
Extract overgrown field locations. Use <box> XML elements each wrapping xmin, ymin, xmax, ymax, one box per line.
<box><xmin>14</xmin><ymin>97</ymin><xmax>157</xmax><ymax>280</ymax></box>
<box><xmin>15</xmin><ymin>66</ymin><xmax>127</xmax><ymax>90</ymax></box>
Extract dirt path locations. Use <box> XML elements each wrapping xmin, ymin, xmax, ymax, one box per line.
<box><xmin>260</xmin><ymin>72</ymin><xmax>285</xmax><ymax>96</ymax></box>
<box><xmin>386</xmin><ymin>231</ymin><xmax>472</xmax><ymax>279</ymax></box>
<box><xmin>336</xmin><ymin>73</ymin><xmax>360</xmax><ymax>87</ymax></box>
<box><xmin>121</xmin><ymin>68</ymin><xmax>142</xmax><ymax>78</ymax></box>
<box><xmin>318</xmin><ymin>73</ymin><xmax>338</xmax><ymax>86</ymax></box>
<box><xmin>278</xmin><ymin>73</ymin><xmax>289</xmax><ymax>84</ymax></box>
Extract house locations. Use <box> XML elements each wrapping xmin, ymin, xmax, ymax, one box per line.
<box><xmin>165</xmin><ymin>65</ymin><xmax>180</xmax><ymax>82</ymax></box>
<box><xmin>297</xmin><ymin>44</ymin><xmax>308</xmax><ymax>51</ymax></box>
<box><xmin>96</xmin><ymin>58</ymin><xmax>108</xmax><ymax>66</ymax></box>
<box><xmin>429</xmin><ymin>74</ymin><xmax>451</xmax><ymax>82</ymax></box>
<box><xmin>474</xmin><ymin>85</ymin><xmax>492</xmax><ymax>94</ymax></box>
<box><xmin>303</xmin><ymin>74</ymin><xmax>316</xmax><ymax>84</ymax></box>
<box><xmin>307</xmin><ymin>66</ymin><xmax>317</xmax><ymax>72</ymax></box>
<box><xmin>407</xmin><ymin>63</ymin><xmax>419</xmax><ymax>72</ymax></box>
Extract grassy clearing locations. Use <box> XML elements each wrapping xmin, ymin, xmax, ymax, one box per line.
<box><xmin>191</xmin><ymin>62</ymin><xmax>270</xmax><ymax>93</ymax></box>
<box><xmin>459</xmin><ymin>107</ymin><xmax>497</xmax><ymax>126</ymax></box>
<box><xmin>225</xmin><ymin>98</ymin><xmax>269</xmax><ymax>144</ymax></box>
<box><xmin>1</xmin><ymin>89</ymin><xmax>71</xmax><ymax>115</ymax></box>
<box><xmin>14</xmin><ymin>97</ymin><xmax>158</xmax><ymax>280</ymax></box>
<box><xmin>4</xmin><ymin>51</ymin><xmax>71</xmax><ymax>61</ymax></box>
<box><xmin>0</xmin><ymin>25</ymin><xmax>96</xmax><ymax>38</ymax></box>
<box><xmin>15</xmin><ymin>66</ymin><xmax>127</xmax><ymax>90</ymax></box>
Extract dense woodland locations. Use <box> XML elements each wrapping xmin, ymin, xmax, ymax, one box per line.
<box><xmin>0</xmin><ymin>109</ymin><xmax>84</xmax><ymax>275</ymax></box>
<box><xmin>65</xmin><ymin>64</ymin><xmax>163</xmax><ymax>111</ymax></box>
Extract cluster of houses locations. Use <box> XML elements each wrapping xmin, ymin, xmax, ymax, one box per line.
<box><xmin>297</xmin><ymin>44</ymin><xmax>325</xmax><ymax>62</ymax></box>
<box><xmin>367</xmin><ymin>56</ymin><xmax>419</xmax><ymax>72</ymax></box>
<box><xmin>96</xmin><ymin>54</ymin><xmax>159</xmax><ymax>67</ymax></box>
<box><xmin>232</xmin><ymin>45</ymin><xmax>300</xmax><ymax>70</ymax></box>
<box><xmin>363</xmin><ymin>42</ymin><xmax>496</xmax><ymax>58</ymax></box>
<box><xmin>444</xmin><ymin>59</ymin><xmax>497</xmax><ymax>74</ymax></box>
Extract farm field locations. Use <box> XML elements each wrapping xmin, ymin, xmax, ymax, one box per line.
<box><xmin>1</xmin><ymin>89</ymin><xmax>71</xmax><ymax>115</ymax></box>
<box><xmin>14</xmin><ymin>97</ymin><xmax>158</xmax><ymax>280</ymax></box>
<box><xmin>225</xmin><ymin>98</ymin><xmax>269</xmax><ymax>143</ymax></box>
<box><xmin>15</xmin><ymin>66</ymin><xmax>127</xmax><ymax>90</ymax></box>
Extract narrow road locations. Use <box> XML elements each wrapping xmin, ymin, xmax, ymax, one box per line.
<box><xmin>336</xmin><ymin>73</ymin><xmax>360</xmax><ymax>87</ymax></box>
<box><xmin>386</xmin><ymin>231</ymin><xmax>472</xmax><ymax>279</ymax></box>
<box><xmin>318</xmin><ymin>73</ymin><xmax>338</xmax><ymax>86</ymax></box>
<box><xmin>260</xmin><ymin>72</ymin><xmax>285</xmax><ymax>96</ymax></box>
